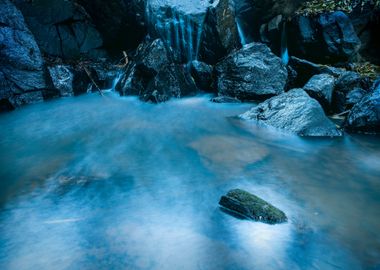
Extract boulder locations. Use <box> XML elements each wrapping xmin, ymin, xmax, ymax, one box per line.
<box><xmin>47</xmin><ymin>65</ymin><xmax>74</xmax><ymax>97</ymax></box>
<box><xmin>0</xmin><ymin>0</ymin><xmax>47</xmax><ymax>111</ymax></box>
<box><xmin>215</xmin><ymin>42</ymin><xmax>288</xmax><ymax>101</ymax></box>
<box><xmin>303</xmin><ymin>74</ymin><xmax>335</xmax><ymax>112</ymax></box>
<box><xmin>190</xmin><ymin>60</ymin><xmax>214</xmax><ymax>91</ymax></box>
<box><xmin>288</xmin><ymin>11</ymin><xmax>361</xmax><ymax>64</ymax></box>
<box><xmin>332</xmin><ymin>71</ymin><xmax>372</xmax><ymax>113</ymax></box>
<box><xmin>240</xmin><ymin>89</ymin><xmax>342</xmax><ymax>137</ymax></box>
<box><xmin>14</xmin><ymin>0</ymin><xmax>104</xmax><ymax>59</ymax></box>
<box><xmin>118</xmin><ymin>38</ymin><xmax>197</xmax><ymax>102</ymax></box>
<box><xmin>345</xmin><ymin>80</ymin><xmax>380</xmax><ymax>133</ymax></box>
<box><xmin>219</xmin><ymin>189</ymin><xmax>287</xmax><ymax>224</ymax></box>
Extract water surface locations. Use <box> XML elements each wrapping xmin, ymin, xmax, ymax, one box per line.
<box><xmin>0</xmin><ymin>93</ymin><xmax>380</xmax><ymax>270</ymax></box>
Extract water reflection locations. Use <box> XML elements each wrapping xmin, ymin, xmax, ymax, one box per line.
<box><xmin>0</xmin><ymin>93</ymin><xmax>379</xmax><ymax>269</ymax></box>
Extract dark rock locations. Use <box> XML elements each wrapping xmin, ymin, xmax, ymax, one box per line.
<box><xmin>332</xmin><ymin>71</ymin><xmax>372</xmax><ymax>113</ymax></box>
<box><xmin>303</xmin><ymin>74</ymin><xmax>335</xmax><ymax>112</ymax></box>
<box><xmin>77</xmin><ymin>0</ymin><xmax>147</xmax><ymax>53</ymax></box>
<box><xmin>346</xmin><ymin>87</ymin><xmax>368</xmax><ymax>108</ymax></box>
<box><xmin>289</xmin><ymin>56</ymin><xmax>346</xmax><ymax>88</ymax></box>
<box><xmin>14</xmin><ymin>0</ymin><xmax>104</xmax><ymax>59</ymax></box>
<box><xmin>141</xmin><ymin>64</ymin><xmax>197</xmax><ymax>103</ymax></box>
<box><xmin>215</xmin><ymin>42</ymin><xmax>287</xmax><ymax>101</ymax></box>
<box><xmin>119</xmin><ymin>38</ymin><xmax>197</xmax><ymax>102</ymax></box>
<box><xmin>211</xmin><ymin>96</ymin><xmax>241</xmax><ymax>103</ymax></box>
<box><xmin>240</xmin><ymin>88</ymin><xmax>342</xmax><ymax>137</ymax></box>
<box><xmin>345</xmin><ymin>81</ymin><xmax>380</xmax><ymax>133</ymax></box>
<box><xmin>0</xmin><ymin>98</ymin><xmax>14</xmax><ymax>112</ymax></box>
<box><xmin>190</xmin><ymin>60</ymin><xmax>214</xmax><ymax>91</ymax></box>
<box><xmin>288</xmin><ymin>11</ymin><xmax>361</xmax><ymax>64</ymax></box>
<box><xmin>47</xmin><ymin>65</ymin><xmax>74</xmax><ymax>97</ymax></box>
<box><xmin>219</xmin><ymin>189</ymin><xmax>287</xmax><ymax>224</ymax></box>
<box><xmin>0</xmin><ymin>0</ymin><xmax>47</xmax><ymax>108</ymax></box>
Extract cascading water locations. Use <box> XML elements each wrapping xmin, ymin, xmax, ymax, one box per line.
<box><xmin>236</xmin><ymin>19</ymin><xmax>247</xmax><ymax>46</ymax></box>
<box><xmin>281</xmin><ymin>22</ymin><xmax>289</xmax><ymax>65</ymax></box>
<box><xmin>111</xmin><ymin>72</ymin><xmax>123</xmax><ymax>92</ymax></box>
<box><xmin>145</xmin><ymin>0</ymin><xmax>205</xmax><ymax>63</ymax></box>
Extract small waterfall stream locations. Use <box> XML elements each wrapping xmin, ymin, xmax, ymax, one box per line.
<box><xmin>281</xmin><ymin>22</ymin><xmax>289</xmax><ymax>65</ymax></box>
<box><xmin>236</xmin><ymin>19</ymin><xmax>247</xmax><ymax>46</ymax></box>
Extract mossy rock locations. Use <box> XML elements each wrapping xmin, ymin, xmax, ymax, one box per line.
<box><xmin>219</xmin><ymin>189</ymin><xmax>287</xmax><ymax>224</ymax></box>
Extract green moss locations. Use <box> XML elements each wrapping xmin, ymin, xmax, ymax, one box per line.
<box><xmin>350</xmin><ymin>62</ymin><xmax>380</xmax><ymax>80</ymax></box>
<box><xmin>219</xmin><ymin>189</ymin><xmax>287</xmax><ymax>224</ymax></box>
<box><xmin>296</xmin><ymin>0</ymin><xmax>380</xmax><ymax>15</ymax></box>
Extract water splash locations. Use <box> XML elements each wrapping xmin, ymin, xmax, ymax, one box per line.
<box><xmin>112</xmin><ymin>72</ymin><xmax>123</xmax><ymax>92</ymax></box>
<box><xmin>236</xmin><ymin>19</ymin><xmax>247</xmax><ymax>46</ymax></box>
<box><xmin>281</xmin><ymin>22</ymin><xmax>289</xmax><ymax>65</ymax></box>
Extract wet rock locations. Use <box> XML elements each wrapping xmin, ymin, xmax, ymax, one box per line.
<box><xmin>14</xmin><ymin>0</ymin><xmax>104</xmax><ymax>59</ymax></box>
<box><xmin>303</xmin><ymin>74</ymin><xmax>335</xmax><ymax>112</ymax></box>
<box><xmin>119</xmin><ymin>38</ymin><xmax>197</xmax><ymax>102</ymax></box>
<box><xmin>190</xmin><ymin>60</ymin><xmax>214</xmax><ymax>91</ymax></box>
<box><xmin>0</xmin><ymin>0</ymin><xmax>47</xmax><ymax>110</ymax></box>
<box><xmin>211</xmin><ymin>96</ymin><xmax>241</xmax><ymax>103</ymax></box>
<box><xmin>345</xmin><ymin>80</ymin><xmax>380</xmax><ymax>133</ymax></box>
<box><xmin>240</xmin><ymin>89</ymin><xmax>342</xmax><ymax>137</ymax></box>
<box><xmin>141</xmin><ymin>64</ymin><xmax>197</xmax><ymax>103</ymax></box>
<box><xmin>332</xmin><ymin>71</ymin><xmax>372</xmax><ymax>113</ymax></box>
<box><xmin>219</xmin><ymin>189</ymin><xmax>287</xmax><ymax>224</ymax></box>
<box><xmin>288</xmin><ymin>11</ymin><xmax>361</xmax><ymax>64</ymax></box>
<box><xmin>47</xmin><ymin>65</ymin><xmax>74</xmax><ymax>97</ymax></box>
<box><xmin>215</xmin><ymin>42</ymin><xmax>287</xmax><ymax>101</ymax></box>
<box><xmin>346</xmin><ymin>88</ymin><xmax>368</xmax><ymax>108</ymax></box>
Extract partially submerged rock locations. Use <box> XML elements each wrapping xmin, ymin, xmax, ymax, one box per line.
<box><xmin>219</xmin><ymin>189</ymin><xmax>287</xmax><ymax>224</ymax></box>
<box><xmin>240</xmin><ymin>89</ymin><xmax>343</xmax><ymax>137</ymax></box>
<box><xmin>215</xmin><ymin>42</ymin><xmax>287</xmax><ymax>101</ymax></box>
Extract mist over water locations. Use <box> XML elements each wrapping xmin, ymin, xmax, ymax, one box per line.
<box><xmin>0</xmin><ymin>93</ymin><xmax>380</xmax><ymax>270</ymax></box>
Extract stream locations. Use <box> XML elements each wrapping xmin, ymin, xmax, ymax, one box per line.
<box><xmin>0</xmin><ymin>93</ymin><xmax>380</xmax><ymax>270</ymax></box>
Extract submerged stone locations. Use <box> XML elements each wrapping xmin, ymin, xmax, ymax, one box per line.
<box><xmin>219</xmin><ymin>189</ymin><xmax>287</xmax><ymax>224</ymax></box>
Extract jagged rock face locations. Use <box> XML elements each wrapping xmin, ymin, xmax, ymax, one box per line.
<box><xmin>47</xmin><ymin>65</ymin><xmax>74</xmax><ymax>97</ymax></box>
<box><xmin>13</xmin><ymin>0</ymin><xmax>104</xmax><ymax>59</ymax></box>
<box><xmin>240</xmin><ymin>88</ymin><xmax>343</xmax><ymax>137</ymax></box>
<box><xmin>345</xmin><ymin>80</ymin><xmax>380</xmax><ymax>133</ymax></box>
<box><xmin>118</xmin><ymin>39</ymin><xmax>197</xmax><ymax>102</ymax></box>
<box><xmin>332</xmin><ymin>71</ymin><xmax>372</xmax><ymax>113</ymax></box>
<box><xmin>77</xmin><ymin>0</ymin><xmax>147</xmax><ymax>53</ymax></box>
<box><xmin>190</xmin><ymin>60</ymin><xmax>214</xmax><ymax>91</ymax></box>
<box><xmin>147</xmin><ymin>0</ymin><xmax>239</xmax><ymax>64</ymax></box>
<box><xmin>288</xmin><ymin>11</ymin><xmax>362</xmax><ymax>64</ymax></box>
<box><xmin>304</xmin><ymin>74</ymin><xmax>335</xmax><ymax>112</ymax></box>
<box><xmin>215</xmin><ymin>42</ymin><xmax>287</xmax><ymax>101</ymax></box>
<box><xmin>0</xmin><ymin>0</ymin><xmax>47</xmax><ymax>111</ymax></box>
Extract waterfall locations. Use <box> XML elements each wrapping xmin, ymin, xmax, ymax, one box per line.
<box><xmin>281</xmin><ymin>22</ymin><xmax>289</xmax><ymax>65</ymax></box>
<box><xmin>111</xmin><ymin>72</ymin><xmax>123</xmax><ymax>91</ymax></box>
<box><xmin>236</xmin><ymin>19</ymin><xmax>247</xmax><ymax>46</ymax></box>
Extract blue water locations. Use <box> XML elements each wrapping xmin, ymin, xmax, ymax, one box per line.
<box><xmin>0</xmin><ymin>93</ymin><xmax>380</xmax><ymax>270</ymax></box>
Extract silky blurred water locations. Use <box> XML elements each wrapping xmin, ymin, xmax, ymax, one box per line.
<box><xmin>0</xmin><ymin>93</ymin><xmax>380</xmax><ymax>270</ymax></box>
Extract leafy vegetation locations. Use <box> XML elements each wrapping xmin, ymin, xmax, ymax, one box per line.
<box><xmin>296</xmin><ymin>0</ymin><xmax>380</xmax><ymax>15</ymax></box>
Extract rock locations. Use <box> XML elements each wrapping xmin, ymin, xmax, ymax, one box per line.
<box><xmin>219</xmin><ymin>189</ymin><xmax>287</xmax><ymax>224</ymax></box>
<box><xmin>240</xmin><ymin>89</ymin><xmax>343</xmax><ymax>137</ymax></box>
<box><xmin>141</xmin><ymin>64</ymin><xmax>197</xmax><ymax>103</ymax></box>
<box><xmin>190</xmin><ymin>60</ymin><xmax>214</xmax><ymax>91</ymax></box>
<box><xmin>147</xmin><ymin>0</ymin><xmax>239</xmax><ymax>64</ymax></box>
<box><xmin>345</xmin><ymin>80</ymin><xmax>380</xmax><ymax>133</ymax></box>
<box><xmin>288</xmin><ymin>56</ymin><xmax>346</xmax><ymax>88</ymax></box>
<box><xmin>47</xmin><ymin>65</ymin><xmax>74</xmax><ymax>97</ymax></box>
<box><xmin>303</xmin><ymin>74</ymin><xmax>335</xmax><ymax>112</ymax></box>
<box><xmin>14</xmin><ymin>0</ymin><xmax>104</xmax><ymax>59</ymax></box>
<box><xmin>211</xmin><ymin>96</ymin><xmax>241</xmax><ymax>103</ymax></box>
<box><xmin>77</xmin><ymin>0</ymin><xmax>147</xmax><ymax>52</ymax></box>
<box><xmin>332</xmin><ymin>71</ymin><xmax>371</xmax><ymax>113</ymax></box>
<box><xmin>288</xmin><ymin>11</ymin><xmax>361</xmax><ymax>64</ymax></box>
<box><xmin>119</xmin><ymin>38</ymin><xmax>197</xmax><ymax>102</ymax></box>
<box><xmin>0</xmin><ymin>0</ymin><xmax>47</xmax><ymax>110</ymax></box>
<box><xmin>215</xmin><ymin>42</ymin><xmax>288</xmax><ymax>101</ymax></box>
<box><xmin>346</xmin><ymin>87</ymin><xmax>368</xmax><ymax>108</ymax></box>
